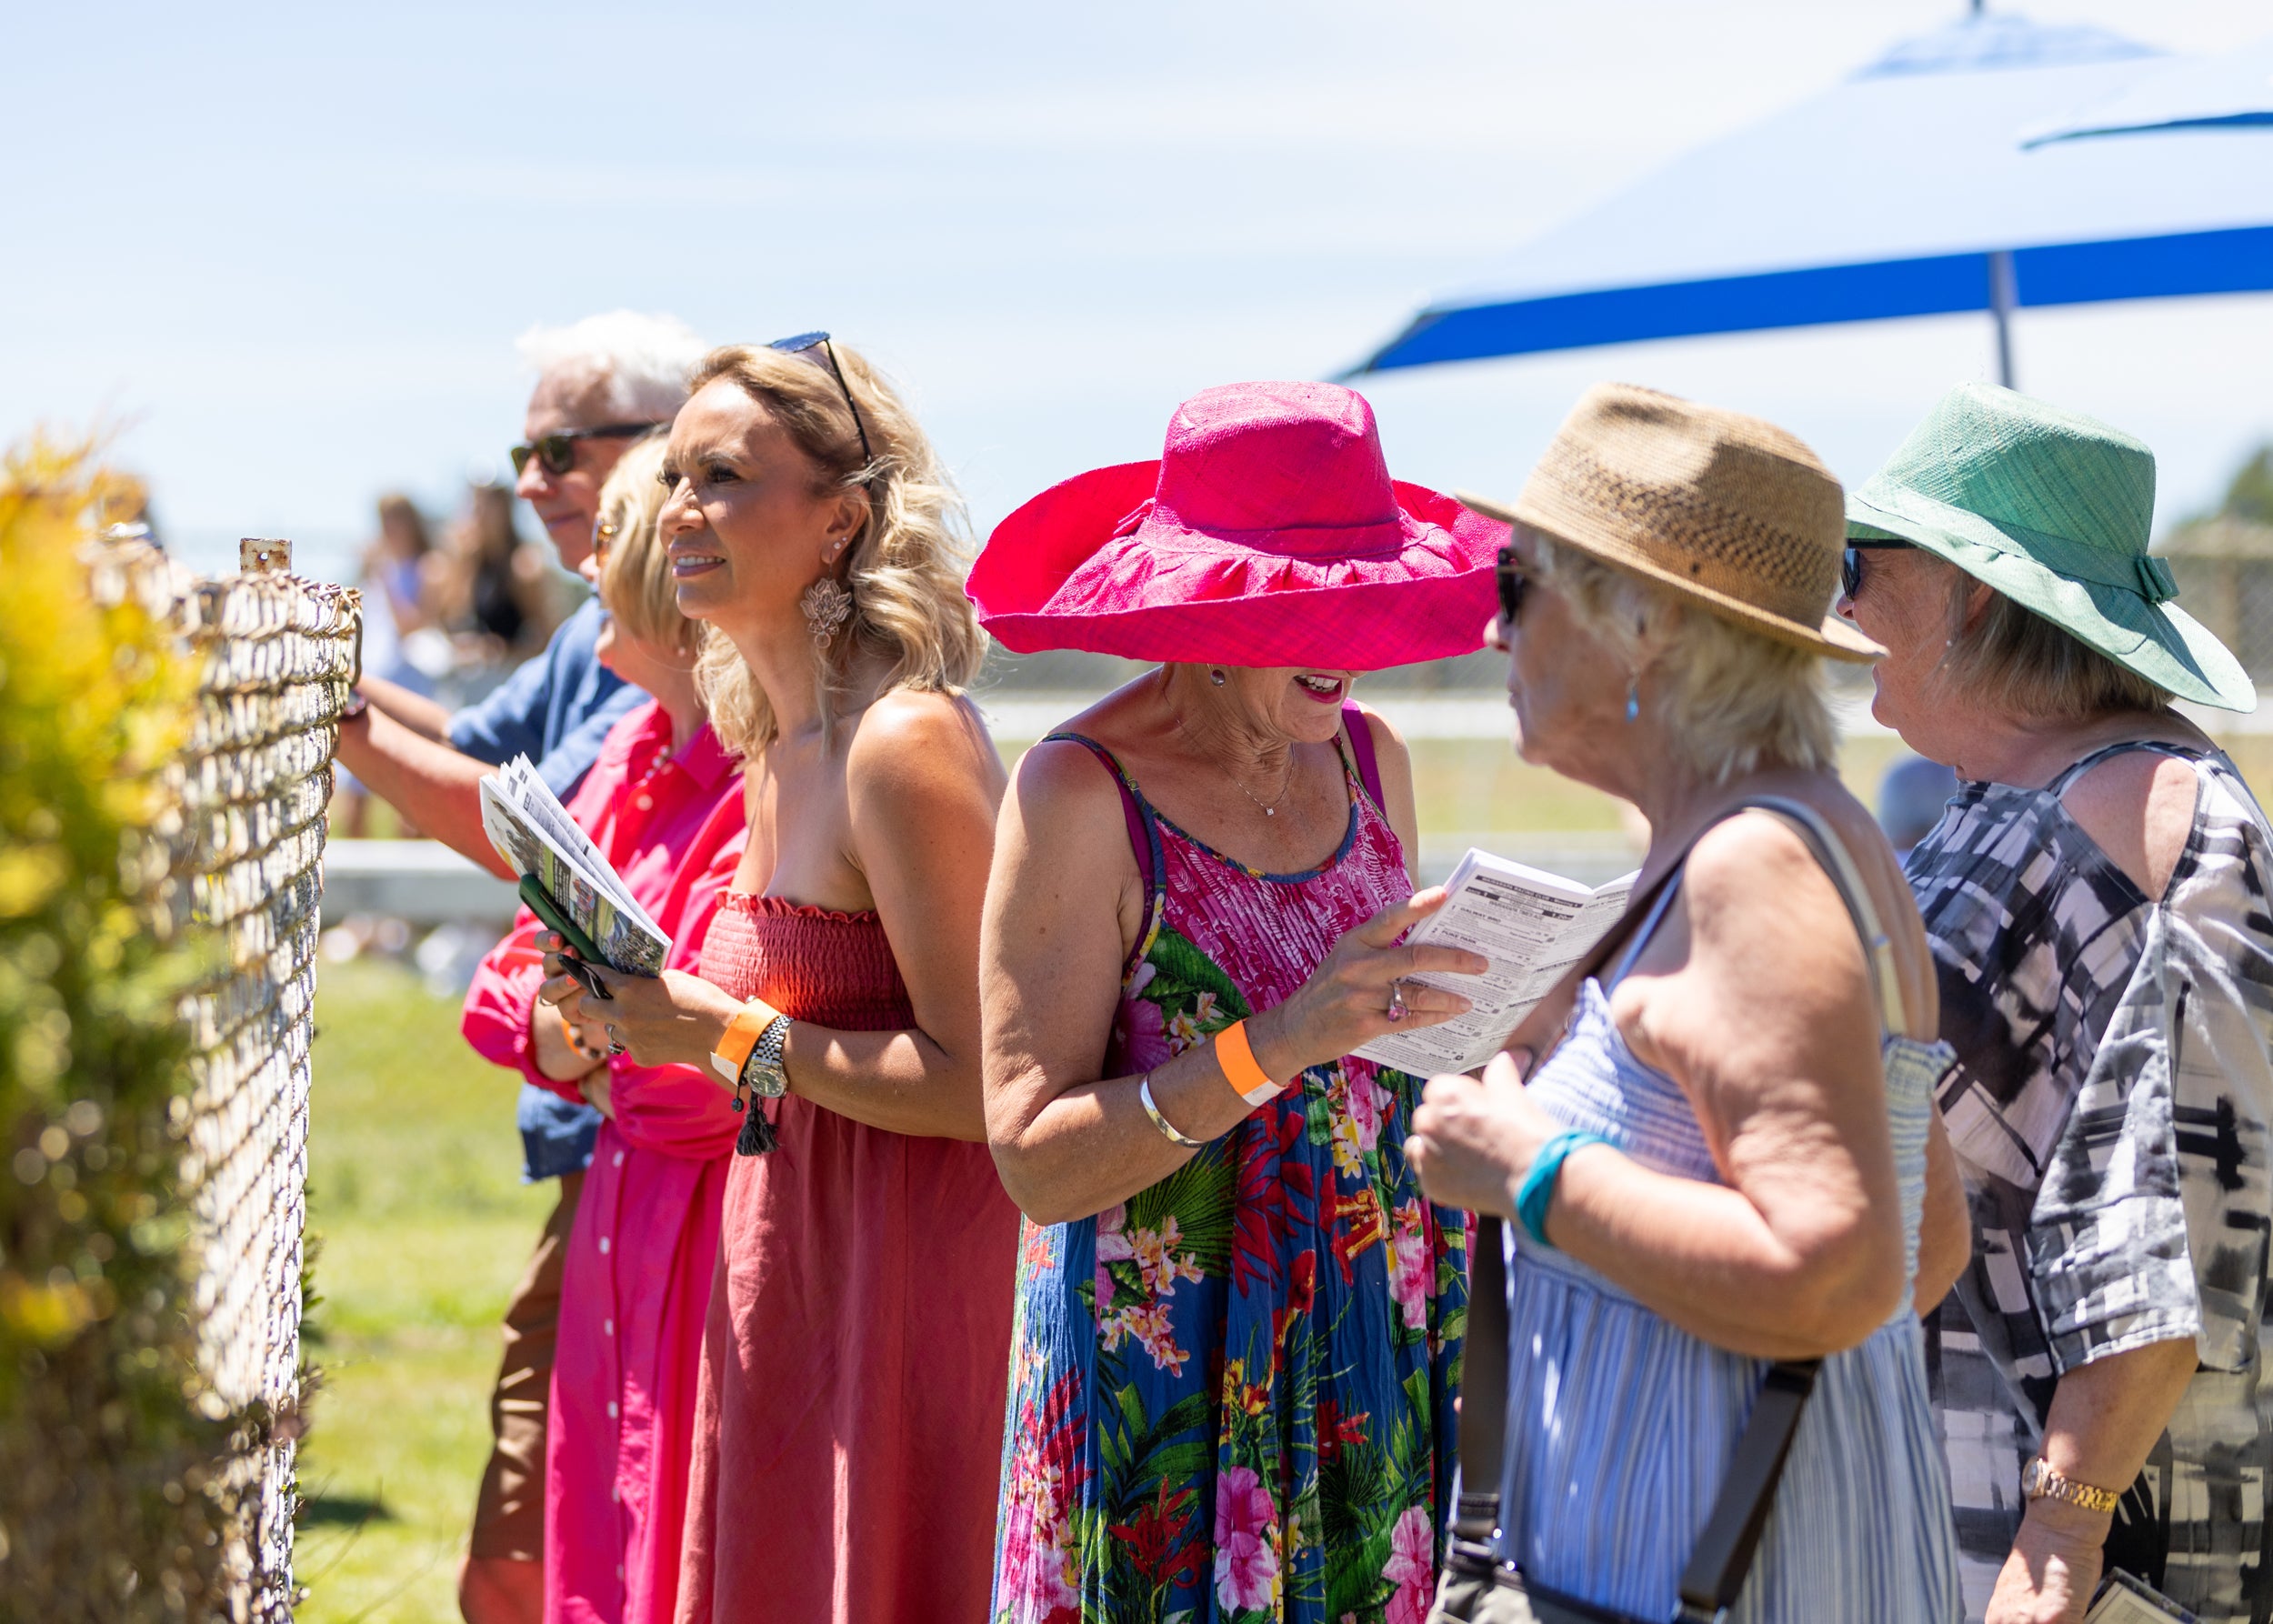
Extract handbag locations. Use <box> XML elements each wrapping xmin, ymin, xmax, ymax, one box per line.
<box><xmin>1427</xmin><ymin>795</ymin><xmax>1915</xmax><ymax>1624</ymax></box>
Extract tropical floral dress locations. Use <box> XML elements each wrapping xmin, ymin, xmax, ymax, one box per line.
<box><xmin>993</xmin><ymin>725</ymin><xmax>1467</xmax><ymax>1624</ymax></box>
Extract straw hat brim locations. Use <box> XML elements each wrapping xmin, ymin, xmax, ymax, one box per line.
<box><xmin>1457</xmin><ymin>489</ymin><xmax>1885</xmax><ymax>663</ymax></box>
<box><xmin>1847</xmin><ymin>485</ymin><xmax>2257</xmax><ymax>712</ymax></box>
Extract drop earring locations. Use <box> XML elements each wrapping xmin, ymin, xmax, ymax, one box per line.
<box><xmin>801</xmin><ymin>577</ymin><xmax>853</xmax><ymax>645</ymax></box>
<box><xmin>1625</xmin><ymin>676</ymin><xmax>1640</xmax><ymax>723</ymax></box>
<box><xmin>1209</xmin><ymin>668</ymin><xmax>1227</xmax><ymax>687</ymax></box>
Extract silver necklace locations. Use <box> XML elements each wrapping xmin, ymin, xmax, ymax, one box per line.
<box><xmin>1176</xmin><ymin>713</ymin><xmax>1294</xmax><ymax>817</ymax></box>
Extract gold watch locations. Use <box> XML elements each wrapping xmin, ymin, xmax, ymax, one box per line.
<box><xmin>2022</xmin><ymin>1457</ymin><xmax>2120</xmax><ymax>1514</ymax></box>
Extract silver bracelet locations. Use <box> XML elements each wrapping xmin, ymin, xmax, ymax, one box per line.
<box><xmin>1138</xmin><ymin>1073</ymin><xmax>1207</xmax><ymax>1149</ymax></box>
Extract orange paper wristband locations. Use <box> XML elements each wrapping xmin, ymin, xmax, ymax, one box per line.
<box><xmin>1214</xmin><ymin>1019</ymin><xmax>1283</xmax><ymax>1106</ymax></box>
<box><xmin>710</xmin><ymin>997</ymin><xmax>784</xmax><ymax>1083</ymax></box>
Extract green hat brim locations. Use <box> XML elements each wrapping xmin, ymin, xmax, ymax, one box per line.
<box><xmin>1847</xmin><ymin>483</ymin><xmax>2257</xmax><ymax>713</ymax></box>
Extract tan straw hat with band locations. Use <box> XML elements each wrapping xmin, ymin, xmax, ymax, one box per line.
<box><xmin>1458</xmin><ymin>382</ymin><xmax>1883</xmax><ymax>663</ymax></box>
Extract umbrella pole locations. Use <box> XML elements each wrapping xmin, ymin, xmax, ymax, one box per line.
<box><xmin>1988</xmin><ymin>248</ymin><xmax>2018</xmax><ymax>388</ymax></box>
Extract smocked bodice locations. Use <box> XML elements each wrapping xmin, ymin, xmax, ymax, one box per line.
<box><xmin>702</xmin><ymin>893</ymin><xmax>915</xmax><ymax>1033</ymax></box>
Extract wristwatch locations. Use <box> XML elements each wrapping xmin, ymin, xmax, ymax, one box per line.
<box><xmin>737</xmin><ymin>1011</ymin><xmax>792</xmax><ymax>1099</ymax></box>
<box><xmin>2023</xmin><ymin>1457</ymin><xmax>2120</xmax><ymax>1515</ymax></box>
<box><xmin>340</xmin><ymin>687</ymin><xmax>369</xmax><ymax>724</ymax></box>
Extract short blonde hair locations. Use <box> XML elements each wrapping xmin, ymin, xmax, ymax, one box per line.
<box><xmin>1529</xmin><ymin>526</ymin><xmax>1837</xmax><ymax>781</ymax></box>
<box><xmin>688</xmin><ymin>340</ymin><xmax>986</xmax><ymax>754</ymax></box>
<box><xmin>1942</xmin><ymin>575</ymin><xmax>2172</xmax><ymax>718</ymax></box>
<box><xmin>595</xmin><ymin>436</ymin><xmax>698</xmax><ymax>658</ymax></box>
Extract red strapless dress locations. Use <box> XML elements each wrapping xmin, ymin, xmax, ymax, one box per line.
<box><xmin>675</xmin><ymin>894</ymin><xmax>1021</xmax><ymax>1624</ymax></box>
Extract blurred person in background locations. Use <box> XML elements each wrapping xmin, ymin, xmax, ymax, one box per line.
<box><xmin>363</xmin><ymin>492</ymin><xmax>441</xmax><ymax>689</ymax></box>
<box><xmin>336</xmin><ymin>494</ymin><xmax>437</xmax><ymax>837</ymax></box>
<box><xmin>542</xmin><ymin>336</ymin><xmax>1018</xmax><ymax>1624</ymax></box>
<box><xmin>1878</xmin><ymin>752</ymin><xmax>1959</xmax><ymax>862</ymax></box>
<box><xmin>1406</xmin><ymin>385</ymin><xmax>1967</xmax><ymax>1622</ymax></box>
<box><xmin>465</xmin><ymin>437</ymin><xmax>746</xmax><ymax>1624</ymax></box>
<box><xmin>436</xmin><ymin>479</ymin><xmax>557</xmax><ymax>668</ymax></box>
<box><xmin>970</xmin><ymin>381</ymin><xmax>1494</xmax><ymax>1623</ymax></box>
<box><xmin>1840</xmin><ymin>384</ymin><xmax>2273</xmax><ymax>1624</ymax></box>
<box><xmin>335</xmin><ymin>309</ymin><xmax>707</xmax><ymax>1624</ymax></box>
<box><xmin>337</xmin><ymin>310</ymin><xmax>705</xmax><ymax>864</ymax></box>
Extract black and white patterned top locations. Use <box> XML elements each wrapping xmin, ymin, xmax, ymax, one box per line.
<box><xmin>1906</xmin><ymin>742</ymin><xmax>2273</xmax><ymax>1624</ymax></box>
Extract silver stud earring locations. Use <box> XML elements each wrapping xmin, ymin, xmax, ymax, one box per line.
<box><xmin>801</xmin><ymin>577</ymin><xmax>853</xmax><ymax>645</ymax></box>
<box><xmin>1209</xmin><ymin>668</ymin><xmax>1227</xmax><ymax>687</ymax></box>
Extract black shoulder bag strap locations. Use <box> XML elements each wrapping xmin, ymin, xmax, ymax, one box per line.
<box><xmin>1449</xmin><ymin>792</ymin><xmax>1923</xmax><ymax>1620</ymax></box>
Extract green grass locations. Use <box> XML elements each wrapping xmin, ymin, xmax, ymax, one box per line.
<box><xmin>1402</xmin><ymin>732</ymin><xmax>1919</xmax><ymax>837</ymax></box>
<box><xmin>295</xmin><ymin>958</ymin><xmax>551</xmax><ymax>1624</ymax></box>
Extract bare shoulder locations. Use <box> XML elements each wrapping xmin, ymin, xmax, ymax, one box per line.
<box><xmin>2060</xmin><ymin>747</ymin><xmax>2203</xmax><ymax>900</ymax></box>
<box><xmin>1677</xmin><ymin>786</ymin><xmax>1938</xmax><ymax>1039</ymax></box>
<box><xmin>1631</xmin><ymin>812</ymin><xmax>1875</xmax><ymax>1078</ymax></box>
<box><xmin>996</xmin><ymin>735</ymin><xmax>1146</xmax><ymax>941</ymax></box>
<box><xmin>1348</xmin><ymin>699</ymin><xmax>1415</xmax><ymax>772</ymax></box>
<box><xmin>1348</xmin><ymin>698</ymin><xmax>1407</xmax><ymax>753</ymax></box>
<box><xmin>1682</xmin><ymin>808</ymin><xmax>1842</xmax><ymax>936</ymax></box>
<box><xmin>846</xmin><ymin>688</ymin><xmax>1005</xmax><ymax>797</ymax></box>
<box><xmin>1008</xmin><ymin>733</ymin><xmax>1130</xmax><ymax>836</ymax></box>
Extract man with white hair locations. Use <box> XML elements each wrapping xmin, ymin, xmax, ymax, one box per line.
<box><xmin>340</xmin><ymin>310</ymin><xmax>706</xmax><ymax>841</ymax></box>
<box><xmin>335</xmin><ymin>310</ymin><xmax>707</xmax><ymax>1624</ymax></box>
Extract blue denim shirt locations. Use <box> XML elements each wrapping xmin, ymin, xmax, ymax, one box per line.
<box><xmin>449</xmin><ymin>596</ymin><xmax>649</xmax><ymax>1181</ymax></box>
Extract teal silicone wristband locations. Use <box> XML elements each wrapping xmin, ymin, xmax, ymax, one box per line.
<box><xmin>1515</xmin><ymin>1130</ymin><xmax>1609</xmax><ymax>1249</ymax></box>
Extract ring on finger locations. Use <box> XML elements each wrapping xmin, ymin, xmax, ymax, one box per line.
<box><xmin>1387</xmin><ymin>979</ymin><xmax>1408</xmax><ymax>1023</ymax></box>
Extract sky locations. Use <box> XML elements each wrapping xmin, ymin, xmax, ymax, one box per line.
<box><xmin>5</xmin><ymin>0</ymin><xmax>2270</xmax><ymax>582</ymax></box>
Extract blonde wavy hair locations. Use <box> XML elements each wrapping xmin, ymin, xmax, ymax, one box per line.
<box><xmin>595</xmin><ymin>436</ymin><xmax>699</xmax><ymax>659</ymax></box>
<box><xmin>687</xmin><ymin>340</ymin><xmax>986</xmax><ymax>755</ymax></box>
<box><xmin>1527</xmin><ymin>525</ymin><xmax>1837</xmax><ymax>781</ymax></box>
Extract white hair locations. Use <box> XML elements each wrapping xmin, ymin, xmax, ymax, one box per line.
<box><xmin>1529</xmin><ymin>526</ymin><xmax>1837</xmax><ymax>783</ymax></box>
<box><xmin>516</xmin><ymin>310</ymin><xmax>708</xmax><ymax>423</ymax></box>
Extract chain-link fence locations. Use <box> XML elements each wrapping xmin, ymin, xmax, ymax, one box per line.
<box><xmin>2161</xmin><ymin>518</ymin><xmax>2273</xmax><ymax>687</ymax></box>
<box><xmin>88</xmin><ymin>534</ymin><xmax>355</xmax><ymax>1620</ymax></box>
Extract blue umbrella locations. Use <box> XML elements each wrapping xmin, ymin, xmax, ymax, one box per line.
<box><xmin>1344</xmin><ymin>10</ymin><xmax>2273</xmax><ymax>388</ymax></box>
<box><xmin>2026</xmin><ymin>35</ymin><xmax>2273</xmax><ymax>143</ymax></box>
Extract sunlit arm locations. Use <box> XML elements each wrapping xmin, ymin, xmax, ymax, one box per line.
<box><xmin>334</xmin><ymin>708</ymin><xmax>513</xmax><ymax>877</ymax></box>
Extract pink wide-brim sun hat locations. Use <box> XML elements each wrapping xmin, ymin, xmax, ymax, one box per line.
<box><xmin>968</xmin><ymin>381</ymin><xmax>1507</xmax><ymax>671</ymax></box>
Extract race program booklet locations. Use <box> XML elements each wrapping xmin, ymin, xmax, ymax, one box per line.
<box><xmin>1353</xmin><ymin>849</ymin><xmax>1639</xmax><ymax>1077</ymax></box>
<box><xmin>477</xmin><ymin>756</ymin><xmax>671</xmax><ymax>977</ymax></box>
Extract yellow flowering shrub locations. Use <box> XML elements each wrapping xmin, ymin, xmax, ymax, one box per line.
<box><xmin>0</xmin><ymin>437</ymin><xmax>235</xmax><ymax>1619</ymax></box>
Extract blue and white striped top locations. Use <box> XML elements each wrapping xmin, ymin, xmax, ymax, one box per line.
<box><xmin>1495</xmin><ymin>873</ymin><xmax>1964</xmax><ymax>1621</ymax></box>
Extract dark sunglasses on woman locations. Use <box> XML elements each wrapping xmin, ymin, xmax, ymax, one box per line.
<box><xmin>510</xmin><ymin>422</ymin><xmax>666</xmax><ymax>478</ymax></box>
<box><xmin>1497</xmin><ymin>546</ymin><xmax>1528</xmax><ymax>624</ymax></box>
<box><xmin>1840</xmin><ymin>537</ymin><xmax>1911</xmax><ymax>600</ymax></box>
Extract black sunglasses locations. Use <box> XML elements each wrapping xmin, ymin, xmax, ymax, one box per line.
<box><xmin>510</xmin><ymin>422</ymin><xmax>665</xmax><ymax>478</ymax></box>
<box><xmin>1497</xmin><ymin>546</ymin><xmax>1528</xmax><ymax>625</ymax></box>
<box><xmin>769</xmin><ymin>331</ymin><xmax>874</xmax><ymax>466</ymax></box>
<box><xmin>1840</xmin><ymin>537</ymin><xmax>1911</xmax><ymax>601</ymax></box>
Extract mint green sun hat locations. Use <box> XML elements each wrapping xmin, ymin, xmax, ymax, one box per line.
<box><xmin>1847</xmin><ymin>382</ymin><xmax>2255</xmax><ymax>712</ymax></box>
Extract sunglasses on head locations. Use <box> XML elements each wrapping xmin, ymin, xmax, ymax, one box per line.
<box><xmin>510</xmin><ymin>422</ymin><xmax>664</xmax><ymax>478</ymax></box>
<box><xmin>1497</xmin><ymin>546</ymin><xmax>1528</xmax><ymax>625</ymax></box>
<box><xmin>769</xmin><ymin>331</ymin><xmax>874</xmax><ymax>466</ymax></box>
<box><xmin>1840</xmin><ymin>537</ymin><xmax>1911</xmax><ymax>601</ymax></box>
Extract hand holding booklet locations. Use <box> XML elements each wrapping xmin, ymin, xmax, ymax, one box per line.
<box><xmin>1353</xmin><ymin>848</ymin><xmax>1640</xmax><ymax>1077</ymax></box>
<box><xmin>478</xmin><ymin>756</ymin><xmax>672</xmax><ymax>978</ymax></box>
